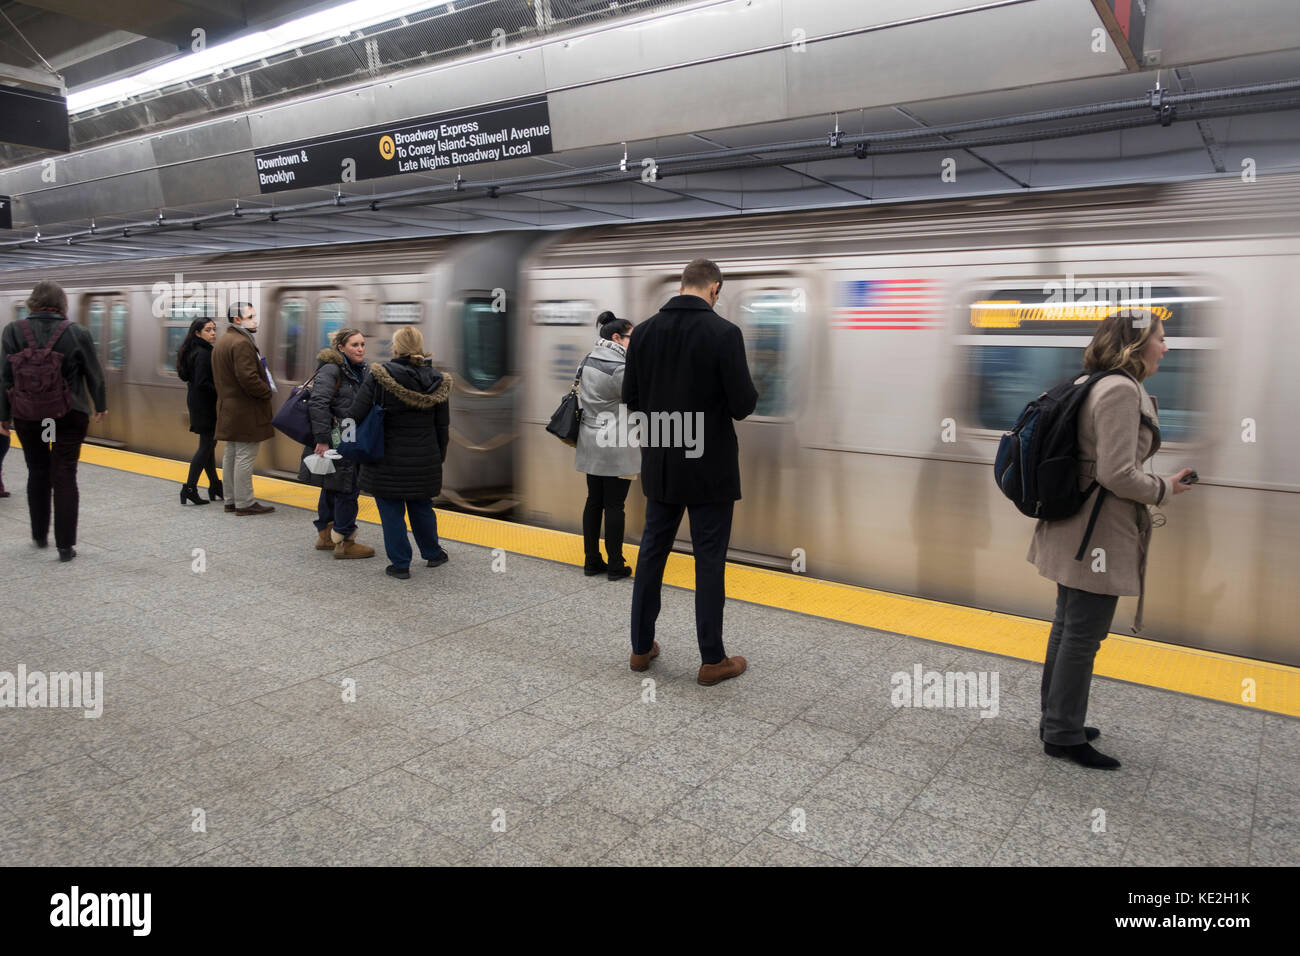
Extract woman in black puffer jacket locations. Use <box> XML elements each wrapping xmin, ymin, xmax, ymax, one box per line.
<box><xmin>346</xmin><ymin>325</ymin><xmax>452</xmax><ymax>580</ymax></box>
<box><xmin>298</xmin><ymin>327</ymin><xmax>374</xmax><ymax>560</ymax></box>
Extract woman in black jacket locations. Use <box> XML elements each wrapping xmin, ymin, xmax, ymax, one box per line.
<box><xmin>298</xmin><ymin>327</ymin><xmax>374</xmax><ymax>559</ymax></box>
<box><xmin>346</xmin><ymin>325</ymin><xmax>452</xmax><ymax>580</ymax></box>
<box><xmin>176</xmin><ymin>317</ymin><xmax>221</xmax><ymax>504</ymax></box>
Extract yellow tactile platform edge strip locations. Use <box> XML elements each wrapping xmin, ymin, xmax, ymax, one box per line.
<box><xmin>26</xmin><ymin>438</ymin><xmax>1299</xmax><ymax>718</ymax></box>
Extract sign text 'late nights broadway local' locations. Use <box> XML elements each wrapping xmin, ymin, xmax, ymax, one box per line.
<box><xmin>251</xmin><ymin>96</ymin><xmax>552</xmax><ymax>194</ymax></box>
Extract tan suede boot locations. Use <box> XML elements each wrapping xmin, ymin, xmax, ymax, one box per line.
<box><xmin>315</xmin><ymin>522</ymin><xmax>334</xmax><ymax>550</ymax></box>
<box><xmin>332</xmin><ymin>529</ymin><xmax>375</xmax><ymax>559</ymax></box>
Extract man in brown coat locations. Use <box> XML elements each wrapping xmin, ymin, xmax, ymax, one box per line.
<box><xmin>211</xmin><ymin>302</ymin><xmax>275</xmax><ymax>516</ymax></box>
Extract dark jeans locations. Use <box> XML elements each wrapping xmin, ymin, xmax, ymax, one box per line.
<box><xmin>14</xmin><ymin>410</ymin><xmax>90</xmax><ymax>550</ymax></box>
<box><xmin>185</xmin><ymin>432</ymin><xmax>218</xmax><ymax>489</ymax></box>
<box><xmin>583</xmin><ymin>474</ymin><xmax>631</xmax><ymax>567</ymax></box>
<box><xmin>374</xmin><ymin>496</ymin><xmax>446</xmax><ymax>569</ymax></box>
<box><xmin>630</xmin><ymin>497</ymin><xmax>734</xmax><ymax>665</ymax></box>
<box><xmin>314</xmin><ymin>488</ymin><xmax>359</xmax><ymax>537</ymax></box>
<box><xmin>1040</xmin><ymin>583</ymin><xmax>1119</xmax><ymax>746</ymax></box>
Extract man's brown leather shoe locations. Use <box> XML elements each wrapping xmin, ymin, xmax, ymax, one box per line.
<box><xmin>236</xmin><ymin>502</ymin><xmax>276</xmax><ymax>516</ymax></box>
<box><xmin>224</xmin><ymin>503</ymin><xmax>236</xmax><ymax>513</ymax></box>
<box><xmin>697</xmin><ymin>655</ymin><xmax>747</xmax><ymax>686</ymax></box>
<box><xmin>629</xmin><ymin>641</ymin><xmax>660</xmax><ymax>672</ymax></box>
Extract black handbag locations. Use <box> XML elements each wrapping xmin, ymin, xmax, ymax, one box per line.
<box><xmin>545</xmin><ymin>357</ymin><xmax>588</xmax><ymax>447</ymax></box>
<box><xmin>272</xmin><ymin>364</ymin><xmax>325</xmax><ymax>446</ymax></box>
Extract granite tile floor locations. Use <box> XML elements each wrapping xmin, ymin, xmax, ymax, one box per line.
<box><xmin>0</xmin><ymin>458</ymin><xmax>1295</xmax><ymax>867</ymax></box>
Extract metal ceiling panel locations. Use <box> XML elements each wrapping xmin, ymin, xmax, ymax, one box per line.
<box><xmin>784</xmin><ymin>0</ymin><xmax>1127</xmax><ymax>118</ymax></box>
<box><xmin>549</xmin><ymin>49</ymin><xmax>789</xmax><ymax>147</ymax></box>
<box><xmin>540</xmin><ymin>0</ymin><xmax>783</xmax><ymax>90</ymax></box>
<box><xmin>1146</xmin><ymin>0</ymin><xmax>1300</xmax><ymax>66</ymax></box>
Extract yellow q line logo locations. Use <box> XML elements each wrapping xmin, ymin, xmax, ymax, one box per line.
<box><xmin>378</xmin><ymin>135</ymin><xmax>396</xmax><ymax>161</ymax></box>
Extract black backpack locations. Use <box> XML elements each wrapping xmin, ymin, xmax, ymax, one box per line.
<box><xmin>993</xmin><ymin>369</ymin><xmax>1132</xmax><ymax>559</ymax></box>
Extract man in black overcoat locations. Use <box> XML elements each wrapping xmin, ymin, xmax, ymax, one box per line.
<box><xmin>622</xmin><ymin>258</ymin><xmax>758</xmax><ymax>685</ymax></box>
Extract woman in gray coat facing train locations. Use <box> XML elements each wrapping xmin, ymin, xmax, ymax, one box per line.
<box><xmin>576</xmin><ymin>312</ymin><xmax>639</xmax><ymax>579</ymax></box>
<box><xmin>1027</xmin><ymin>308</ymin><xmax>1193</xmax><ymax>770</ymax></box>
<box><xmin>299</xmin><ymin>327</ymin><xmax>375</xmax><ymax>559</ymax></box>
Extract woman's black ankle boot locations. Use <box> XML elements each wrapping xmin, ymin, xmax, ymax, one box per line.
<box><xmin>180</xmin><ymin>484</ymin><xmax>208</xmax><ymax>505</ymax></box>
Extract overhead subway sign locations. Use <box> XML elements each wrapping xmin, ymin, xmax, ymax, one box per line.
<box><xmin>252</xmin><ymin>96</ymin><xmax>553</xmax><ymax>194</ymax></box>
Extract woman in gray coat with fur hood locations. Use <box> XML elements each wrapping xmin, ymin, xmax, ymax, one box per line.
<box><xmin>1028</xmin><ymin>309</ymin><xmax>1193</xmax><ymax>770</ymax></box>
<box><xmin>299</xmin><ymin>328</ymin><xmax>374</xmax><ymax>559</ymax></box>
<box><xmin>575</xmin><ymin>312</ymin><xmax>639</xmax><ymax>579</ymax></box>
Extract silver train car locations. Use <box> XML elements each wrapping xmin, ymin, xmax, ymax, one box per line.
<box><xmin>517</xmin><ymin>174</ymin><xmax>1300</xmax><ymax>667</ymax></box>
<box><xmin>2</xmin><ymin>174</ymin><xmax>1296</xmax><ymax>665</ymax></box>
<box><xmin>0</xmin><ymin>233</ymin><xmax>535</xmax><ymax>514</ymax></box>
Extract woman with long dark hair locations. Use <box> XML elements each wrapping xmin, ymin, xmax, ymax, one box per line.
<box><xmin>176</xmin><ymin>316</ymin><xmax>221</xmax><ymax>504</ymax></box>
<box><xmin>575</xmin><ymin>310</ymin><xmax>638</xmax><ymax>579</ymax></box>
<box><xmin>1028</xmin><ymin>308</ymin><xmax>1194</xmax><ymax>769</ymax></box>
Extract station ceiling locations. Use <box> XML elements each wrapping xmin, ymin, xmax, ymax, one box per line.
<box><xmin>0</xmin><ymin>0</ymin><xmax>1298</xmax><ymax>270</ymax></box>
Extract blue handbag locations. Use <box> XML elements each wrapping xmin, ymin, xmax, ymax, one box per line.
<box><xmin>337</xmin><ymin>387</ymin><xmax>385</xmax><ymax>463</ymax></box>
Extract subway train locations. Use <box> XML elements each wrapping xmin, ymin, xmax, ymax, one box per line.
<box><xmin>1</xmin><ymin>173</ymin><xmax>1297</xmax><ymax>666</ymax></box>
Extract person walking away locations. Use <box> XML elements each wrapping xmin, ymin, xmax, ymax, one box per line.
<box><xmin>346</xmin><ymin>326</ymin><xmax>451</xmax><ymax>579</ymax></box>
<box><xmin>622</xmin><ymin>259</ymin><xmax>758</xmax><ymax>685</ymax></box>
<box><xmin>176</xmin><ymin>317</ymin><xmax>222</xmax><ymax>504</ymax></box>
<box><xmin>1028</xmin><ymin>308</ymin><xmax>1194</xmax><ymax>769</ymax></box>
<box><xmin>300</xmin><ymin>328</ymin><xmax>374</xmax><ymax>559</ymax></box>
<box><xmin>0</xmin><ymin>426</ymin><xmax>9</xmax><ymax>497</ymax></box>
<box><xmin>211</xmin><ymin>301</ymin><xmax>275</xmax><ymax>516</ymax></box>
<box><xmin>575</xmin><ymin>311</ymin><xmax>639</xmax><ymax>579</ymax></box>
<box><xmin>0</xmin><ymin>280</ymin><xmax>108</xmax><ymax>561</ymax></box>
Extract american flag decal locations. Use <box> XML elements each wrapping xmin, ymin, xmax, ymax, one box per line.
<box><xmin>833</xmin><ymin>279</ymin><xmax>942</xmax><ymax>330</ymax></box>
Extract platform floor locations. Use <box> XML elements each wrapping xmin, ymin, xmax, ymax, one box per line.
<box><xmin>0</xmin><ymin>453</ymin><xmax>1297</xmax><ymax>867</ymax></box>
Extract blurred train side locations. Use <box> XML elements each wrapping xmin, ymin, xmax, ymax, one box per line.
<box><xmin>0</xmin><ymin>233</ymin><xmax>534</xmax><ymax>514</ymax></box>
<box><xmin>1</xmin><ymin>175</ymin><xmax>1295</xmax><ymax>665</ymax></box>
<box><xmin>519</xmin><ymin>176</ymin><xmax>1300</xmax><ymax>666</ymax></box>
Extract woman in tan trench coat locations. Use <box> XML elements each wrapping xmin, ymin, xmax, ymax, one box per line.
<box><xmin>1027</xmin><ymin>309</ymin><xmax>1194</xmax><ymax>769</ymax></box>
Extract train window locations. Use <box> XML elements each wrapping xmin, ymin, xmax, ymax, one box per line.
<box><xmin>277</xmin><ymin>298</ymin><xmax>307</xmax><ymax>380</ymax></box>
<box><xmin>162</xmin><ymin>298</ymin><xmax>216</xmax><ymax>373</ymax></box>
<box><xmin>532</xmin><ymin>300</ymin><xmax>595</xmax><ymax>325</ymax></box>
<box><xmin>163</xmin><ymin>326</ymin><xmax>189</xmax><ymax>373</ymax></box>
<box><xmin>964</xmin><ymin>283</ymin><xmax>1211</xmax><ymax>442</ymax></box>
<box><xmin>13</xmin><ymin>302</ymin><xmax>23</xmax><ymax>321</ymax></box>
<box><xmin>462</xmin><ymin>296</ymin><xmax>508</xmax><ymax>391</ymax></box>
<box><xmin>85</xmin><ymin>300</ymin><xmax>104</xmax><ymax>352</ymax></box>
<box><xmin>318</xmin><ymin>299</ymin><xmax>349</xmax><ymax>349</ymax></box>
<box><xmin>738</xmin><ymin>290</ymin><xmax>796</xmax><ymax>418</ymax></box>
<box><xmin>107</xmin><ymin>303</ymin><xmax>127</xmax><ymax>371</ymax></box>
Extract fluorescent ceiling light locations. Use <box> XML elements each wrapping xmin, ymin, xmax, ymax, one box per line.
<box><xmin>67</xmin><ymin>0</ymin><xmax>442</xmax><ymax>113</ymax></box>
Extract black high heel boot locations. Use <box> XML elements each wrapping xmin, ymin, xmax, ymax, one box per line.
<box><xmin>180</xmin><ymin>484</ymin><xmax>208</xmax><ymax>506</ymax></box>
<box><xmin>208</xmin><ymin>478</ymin><xmax>224</xmax><ymax>502</ymax></box>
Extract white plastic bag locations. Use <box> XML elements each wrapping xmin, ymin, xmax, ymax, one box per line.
<box><xmin>303</xmin><ymin>453</ymin><xmax>336</xmax><ymax>475</ymax></box>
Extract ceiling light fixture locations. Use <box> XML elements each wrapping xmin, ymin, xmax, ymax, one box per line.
<box><xmin>67</xmin><ymin>0</ymin><xmax>440</xmax><ymax>113</ymax></box>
